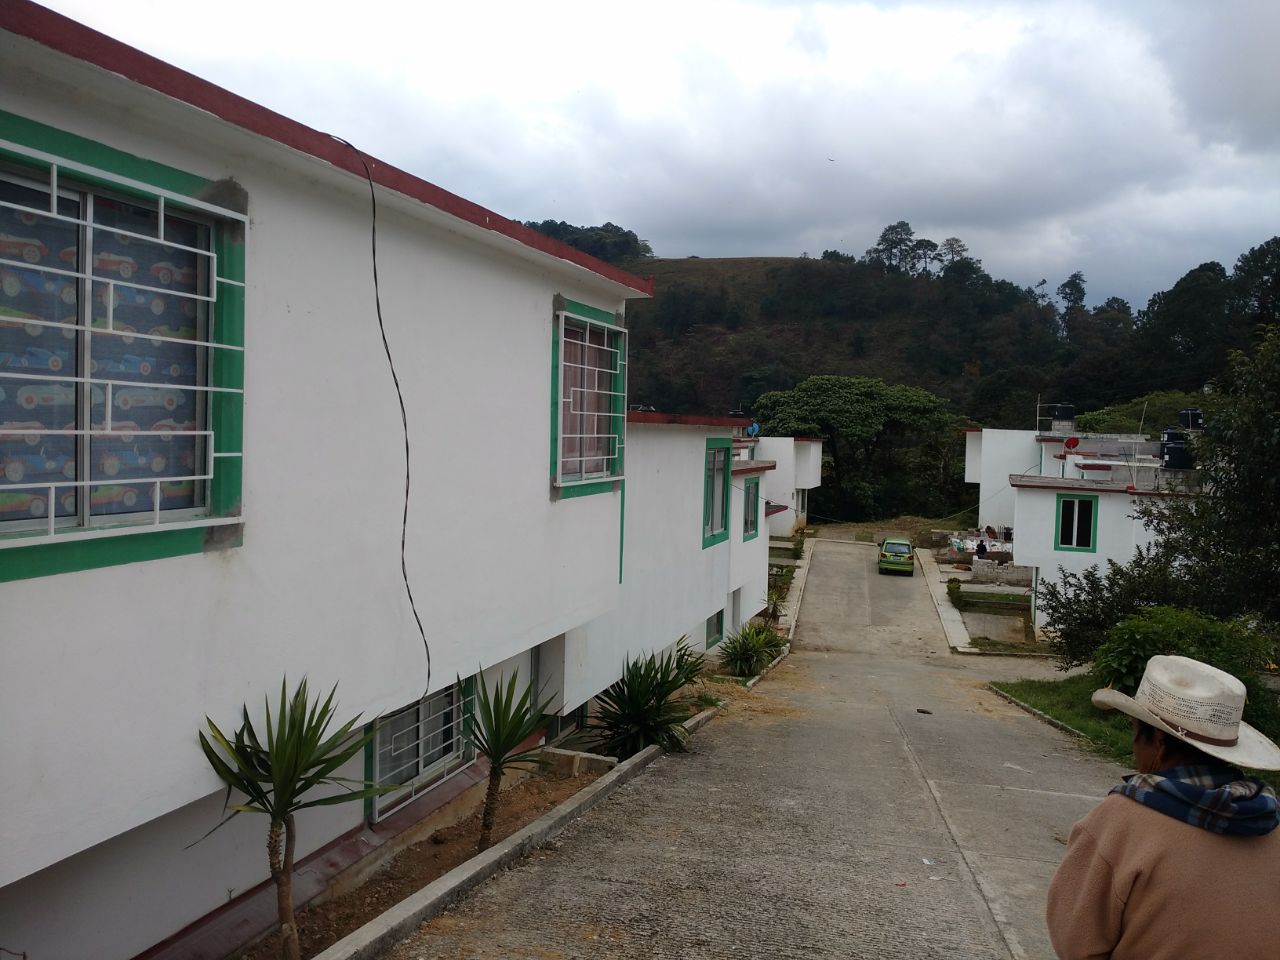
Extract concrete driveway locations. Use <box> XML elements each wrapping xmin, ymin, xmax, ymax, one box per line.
<box><xmin>389</xmin><ymin>539</ymin><xmax>1126</xmax><ymax>960</ymax></box>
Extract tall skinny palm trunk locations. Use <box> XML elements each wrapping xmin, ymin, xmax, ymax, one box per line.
<box><xmin>478</xmin><ymin>767</ymin><xmax>503</xmax><ymax>851</ymax></box>
<box><xmin>267</xmin><ymin>815</ymin><xmax>300</xmax><ymax>960</ymax></box>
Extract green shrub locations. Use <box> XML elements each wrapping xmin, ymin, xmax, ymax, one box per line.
<box><xmin>761</xmin><ymin>588</ymin><xmax>787</xmax><ymax>626</ymax></box>
<box><xmin>585</xmin><ymin>646</ymin><xmax>694</xmax><ymax>758</ymax></box>
<box><xmin>1038</xmin><ymin>545</ymin><xmax>1184</xmax><ymax>668</ymax></box>
<box><xmin>718</xmin><ymin>623</ymin><xmax>779</xmax><ymax>678</ymax></box>
<box><xmin>672</xmin><ymin>636</ymin><xmax>705</xmax><ymax>687</ymax></box>
<box><xmin>1092</xmin><ymin>607</ymin><xmax>1279</xmax><ymax>733</ymax></box>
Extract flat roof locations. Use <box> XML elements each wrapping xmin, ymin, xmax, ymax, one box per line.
<box><xmin>1</xmin><ymin>1</ymin><xmax>654</xmax><ymax>298</ymax></box>
<box><xmin>731</xmin><ymin>460</ymin><xmax>776</xmax><ymax>476</ymax></box>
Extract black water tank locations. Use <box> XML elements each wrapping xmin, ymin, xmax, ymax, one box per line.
<box><xmin>1179</xmin><ymin>408</ymin><xmax>1204</xmax><ymax>430</ymax></box>
<box><xmin>1161</xmin><ymin>427</ymin><xmax>1193</xmax><ymax>469</ymax></box>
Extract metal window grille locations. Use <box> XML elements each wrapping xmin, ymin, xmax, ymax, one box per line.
<box><xmin>372</xmin><ymin>682</ymin><xmax>475</xmax><ymax>820</ymax></box>
<box><xmin>703</xmin><ymin>448</ymin><xmax>728</xmax><ymax>537</ymax></box>
<box><xmin>557</xmin><ymin>311</ymin><xmax>625</xmax><ymax>486</ymax></box>
<box><xmin>0</xmin><ymin>141</ymin><xmax>245</xmax><ymax>546</ymax></box>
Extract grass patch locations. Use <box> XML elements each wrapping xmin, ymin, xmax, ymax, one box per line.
<box><xmin>992</xmin><ymin>674</ymin><xmax>1134</xmax><ymax>763</ymax></box>
<box><xmin>971</xmin><ymin>636</ymin><xmax>1051</xmax><ymax>655</ymax></box>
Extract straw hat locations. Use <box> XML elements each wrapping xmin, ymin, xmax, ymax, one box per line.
<box><xmin>1093</xmin><ymin>655</ymin><xmax>1280</xmax><ymax>770</ymax></box>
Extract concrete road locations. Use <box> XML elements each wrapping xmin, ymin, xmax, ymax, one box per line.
<box><xmin>389</xmin><ymin>540</ymin><xmax>1126</xmax><ymax>960</ymax></box>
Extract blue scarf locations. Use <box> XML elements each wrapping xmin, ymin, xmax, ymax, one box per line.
<box><xmin>1111</xmin><ymin>764</ymin><xmax>1280</xmax><ymax>836</ymax></box>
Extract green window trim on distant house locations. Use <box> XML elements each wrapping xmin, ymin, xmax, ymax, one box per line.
<box><xmin>1054</xmin><ymin>493</ymin><xmax>1099</xmax><ymax>552</ymax></box>
<box><xmin>742</xmin><ymin>476</ymin><xmax>760</xmax><ymax>541</ymax></box>
<box><xmin>0</xmin><ymin>110</ymin><xmax>246</xmax><ymax>583</ymax></box>
<box><xmin>706</xmin><ymin>609</ymin><xmax>724</xmax><ymax>648</ymax></box>
<box><xmin>702</xmin><ymin>437</ymin><xmax>731</xmax><ymax>548</ymax></box>
<box><xmin>549</xmin><ymin>296</ymin><xmax>626</xmax><ymax>499</ymax></box>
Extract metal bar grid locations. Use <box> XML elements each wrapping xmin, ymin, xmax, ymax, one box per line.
<box><xmin>373</xmin><ymin>684</ymin><xmax>476</xmax><ymax>820</ymax></box>
<box><xmin>555</xmin><ymin>311</ymin><xmax>627</xmax><ymax>487</ymax></box>
<box><xmin>0</xmin><ymin>159</ymin><xmax>244</xmax><ymax>545</ymax></box>
<box><xmin>0</xmin><ymin>141</ymin><xmax>250</xmax><ymax>224</ymax></box>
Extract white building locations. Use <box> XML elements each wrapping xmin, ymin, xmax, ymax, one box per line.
<box><xmin>0</xmin><ymin>7</ymin><xmax>816</xmax><ymax>960</ymax></box>
<box><xmin>964</xmin><ymin>423</ymin><xmax>1183</xmax><ymax>626</ymax></box>
<box><xmin>756</xmin><ymin>435</ymin><xmax>823</xmax><ymax>536</ymax></box>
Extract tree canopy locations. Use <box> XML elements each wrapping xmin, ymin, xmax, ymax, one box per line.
<box><xmin>754</xmin><ymin>376</ymin><xmax>964</xmax><ymax>521</ymax></box>
<box><xmin>523</xmin><ymin>220</ymin><xmax>654</xmax><ymax>264</ymax></box>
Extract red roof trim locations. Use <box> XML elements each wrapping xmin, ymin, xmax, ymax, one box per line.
<box><xmin>1009</xmin><ymin>479</ymin><xmax>1160</xmax><ymax>495</ymax></box>
<box><xmin>1078</xmin><ymin>463</ymin><xmax>1112</xmax><ymax>471</ymax></box>
<box><xmin>962</xmin><ymin>426</ymin><xmax>983</xmax><ymax>433</ymax></box>
<box><xmin>764</xmin><ymin>503</ymin><xmax>789</xmax><ymax>517</ymax></box>
<box><xmin>1036</xmin><ymin>437</ymin><xmax>1066</xmax><ymax>444</ymax></box>
<box><xmin>1</xmin><ymin>1</ymin><xmax>654</xmax><ymax>297</ymax></box>
<box><xmin>626</xmin><ymin>412</ymin><xmax>752</xmax><ymax>427</ymax></box>
<box><xmin>794</xmin><ymin>437</ymin><xmax>824</xmax><ymax>443</ymax></box>
<box><xmin>731</xmin><ymin>463</ymin><xmax>775</xmax><ymax>476</ymax></box>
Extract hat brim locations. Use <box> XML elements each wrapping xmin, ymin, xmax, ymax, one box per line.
<box><xmin>1092</xmin><ymin>687</ymin><xmax>1280</xmax><ymax>771</ymax></box>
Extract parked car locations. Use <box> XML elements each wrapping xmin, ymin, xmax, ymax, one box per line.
<box><xmin>89</xmin><ymin>354</ymin><xmax>155</xmax><ymax>377</ymax></box>
<box><xmin>114</xmin><ymin>387</ymin><xmax>185</xmax><ymax>411</ymax></box>
<box><xmin>148</xmin><ymin>261</ymin><xmax>197</xmax><ymax>286</ymax></box>
<box><xmin>0</xmin><ymin>421</ymin><xmax>47</xmax><ymax>445</ymax></box>
<box><xmin>877</xmin><ymin>537</ymin><xmax>915</xmax><ymax>576</ymax></box>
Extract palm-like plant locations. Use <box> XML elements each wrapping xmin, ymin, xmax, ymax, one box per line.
<box><xmin>587</xmin><ymin>645</ymin><xmax>695</xmax><ymax>759</ymax></box>
<box><xmin>761</xmin><ymin>588</ymin><xmax>787</xmax><ymax>627</ymax></box>
<box><xmin>718</xmin><ymin>622</ymin><xmax>780</xmax><ymax>677</ymax></box>
<box><xmin>469</xmin><ymin>671</ymin><xmax>555</xmax><ymax>851</ymax></box>
<box><xmin>198</xmin><ymin>678</ymin><xmax>387</xmax><ymax>960</ymax></box>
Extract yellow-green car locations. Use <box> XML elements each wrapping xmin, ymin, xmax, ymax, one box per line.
<box><xmin>877</xmin><ymin>537</ymin><xmax>915</xmax><ymax>575</ymax></box>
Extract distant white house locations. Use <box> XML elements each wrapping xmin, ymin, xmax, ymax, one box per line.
<box><xmin>756</xmin><ymin>435</ymin><xmax>823</xmax><ymax>536</ymax></box>
<box><xmin>0</xmin><ymin>7</ymin><xmax>819</xmax><ymax>960</ymax></box>
<box><xmin>964</xmin><ymin>419</ymin><xmax>1191</xmax><ymax>627</ymax></box>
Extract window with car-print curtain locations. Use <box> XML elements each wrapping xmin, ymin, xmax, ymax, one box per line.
<box><xmin>0</xmin><ymin>168</ymin><xmax>210</xmax><ymax>531</ymax></box>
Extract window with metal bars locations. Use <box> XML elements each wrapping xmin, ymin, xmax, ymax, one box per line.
<box><xmin>553</xmin><ymin>304</ymin><xmax>625</xmax><ymax>491</ymax></box>
<box><xmin>372</xmin><ymin>681</ymin><xmax>475</xmax><ymax>820</ymax></box>
<box><xmin>0</xmin><ymin>137</ymin><xmax>243</xmax><ymax>551</ymax></box>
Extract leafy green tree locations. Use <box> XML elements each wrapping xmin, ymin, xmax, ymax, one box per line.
<box><xmin>468</xmin><ymin>671</ymin><xmax>555</xmax><ymax>851</ymax></box>
<box><xmin>1138</xmin><ymin>325</ymin><xmax>1280</xmax><ymax>624</ymax></box>
<box><xmin>198</xmin><ymin>679</ymin><xmax>387</xmax><ymax>960</ymax></box>
<box><xmin>864</xmin><ymin>221</ymin><xmax>916</xmax><ymax>272</ymax></box>
<box><xmin>1229</xmin><ymin>236</ymin><xmax>1280</xmax><ymax>328</ymax></box>
<box><xmin>754</xmin><ymin>375</ymin><xmax>962</xmax><ymax>520</ymax></box>
<box><xmin>938</xmin><ymin>237</ymin><xmax>970</xmax><ymax>267</ymax></box>
<box><xmin>1134</xmin><ymin>261</ymin><xmax>1232</xmax><ymax>389</ymax></box>
<box><xmin>1074</xmin><ymin>389</ymin><xmax>1206</xmax><ymax>437</ymax></box>
<box><xmin>523</xmin><ymin>220</ymin><xmax>654</xmax><ymax>264</ymax></box>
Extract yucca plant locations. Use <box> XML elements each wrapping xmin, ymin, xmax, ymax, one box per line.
<box><xmin>718</xmin><ymin>623</ymin><xmax>778</xmax><ymax>678</ymax></box>
<box><xmin>468</xmin><ymin>670</ymin><xmax>555</xmax><ymax>851</ymax></box>
<box><xmin>761</xmin><ymin>588</ymin><xmax>787</xmax><ymax>627</ymax></box>
<box><xmin>198</xmin><ymin>678</ymin><xmax>387</xmax><ymax>960</ymax></box>
<box><xmin>672</xmin><ymin>635</ymin><xmax>706</xmax><ymax>687</ymax></box>
<box><xmin>587</xmin><ymin>646</ymin><xmax>694</xmax><ymax>758</ymax></box>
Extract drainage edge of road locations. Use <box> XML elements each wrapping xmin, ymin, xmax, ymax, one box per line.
<box><xmin>987</xmin><ymin>684</ymin><xmax>1092</xmax><ymax>741</ymax></box>
<box><xmin>915</xmin><ymin>547</ymin><xmax>982</xmax><ymax>654</ymax></box>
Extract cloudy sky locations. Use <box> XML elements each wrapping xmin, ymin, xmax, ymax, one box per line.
<box><xmin>39</xmin><ymin>0</ymin><xmax>1280</xmax><ymax>309</ymax></box>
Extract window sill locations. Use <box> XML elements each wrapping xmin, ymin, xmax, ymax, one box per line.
<box><xmin>0</xmin><ymin>520</ymin><xmax>242</xmax><ymax>582</ymax></box>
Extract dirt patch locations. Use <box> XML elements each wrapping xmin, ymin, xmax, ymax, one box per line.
<box><xmin>709</xmin><ymin>663</ymin><xmax>811</xmax><ymax>726</ymax></box>
<box><xmin>235</xmin><ymin>770</ymin><xmax>602</xmax><ymax>960</ymax></box>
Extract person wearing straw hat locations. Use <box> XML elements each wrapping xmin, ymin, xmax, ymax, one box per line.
<box><xmin>1046</xmin><ymin>655</ymin><xmax>1280</xmax><ymax>959</ymax></box>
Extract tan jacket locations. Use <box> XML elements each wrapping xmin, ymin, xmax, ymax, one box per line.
<box><xmin>1046</xmin><ymin>793</ymin><xmax>1280</xmax><ymax>959</ymax></box>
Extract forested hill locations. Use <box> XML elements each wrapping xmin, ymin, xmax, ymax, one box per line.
<box><xmin>611</xmin><ymin>238</ymin><xmax>1279</xmax><ymax>427</ymax></box>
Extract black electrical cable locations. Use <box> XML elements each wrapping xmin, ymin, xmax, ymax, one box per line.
<box><xmin>329</xmin><ymin>135</ymin><xmax>431</xmax><ymax>695</ymax></box>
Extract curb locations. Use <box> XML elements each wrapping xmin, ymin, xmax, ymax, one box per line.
<box><xmin>781</xmin><ymin>539</ymin><xmax>814</xmax><ymax>641</ymax></box>
<box><xmin>746</xmin><ymin>643</ymin><xmax>790</xmax><ymax>689</ymax></box>
<box><xmin>915</xmin><ymin>548</ymin><xmax>981</xmax><ymax>655</ymax></box>
<box><xmin>987</xmin><ymin>684</ymin><xmax>1091</xmax><ymax>741</ymax></box>
<box><xmin>310</xmin><ymin>712</ymin><xmax>717</xmax><ymax>960</ymax></box>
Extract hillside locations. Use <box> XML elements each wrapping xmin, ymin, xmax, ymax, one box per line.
<box><xmin>617</xmin><ymin>239</ymin><xmax>1277</xmax><ymax>426</ymax></box>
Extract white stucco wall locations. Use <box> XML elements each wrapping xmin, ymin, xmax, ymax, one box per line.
<box><xmin>964</xmin><ymin>431</ymin><xmax>982</xmax><ymax>483</ymax></box>
<box><xmin>729</xmin><ymin>468</ymin><xmax>770</xmax><ymax>631</ymax></box>
<box><xmin>0</xmin><ymin>38</ymin><xmax>637</xmax><ymax>906</ymax></box>
<box><xmin>794</xmin><ymin>439</ymin><xmax>823</xmax><ymax>489</ymax></box>
<box><xmin>971</xmin><ymin>429</ymin><xmax>1041</xmax><ymax>533</ymax></box>
<box><xmin>561</xmin><ymin>424</ymin><xmax>741</xmax><ymax>709</ymax></box>
<box><xmin>757</xmin><ymin>436</ymin><xmax>799</xmax><ymax>537</ymax></box>
<box><xmin>1013</xmin><ymin>487</ymin><xmax>1157</xmax><ymax>627</ymax></box>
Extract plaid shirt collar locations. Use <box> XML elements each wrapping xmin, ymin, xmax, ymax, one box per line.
<box><xmin>1111</xmin><ymin>764</ymin><xmax>1279</xmax><ymax>836</ymax></box>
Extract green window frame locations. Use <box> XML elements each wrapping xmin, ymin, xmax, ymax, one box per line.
<box><xmin>0</xmin><ymin>110</ymin><xmax>245</xmax><ymax>582</ymax></box>
<box><xmin>742</xmin><ymin>476</ymin><xmax>760</xmax><ymax>541</ymax></box>
<box><xmin>702</xmin><ymin>437</ymin><xmax>731</xmax><ymax>548</ymax></box>
<box><xmin>1054</xmin><ymin>493</ymin><xmax>1098</xmax><ymax>552</ymax></box>
<box><xmin>706</xmin><ymin>609</ymin><xmax>724</xmax><ymax>648</ymax></box>
<box><xmin>549</xmin><ymin>296</ymin><xmax>626</xmax><ymax>499</ymax></box>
